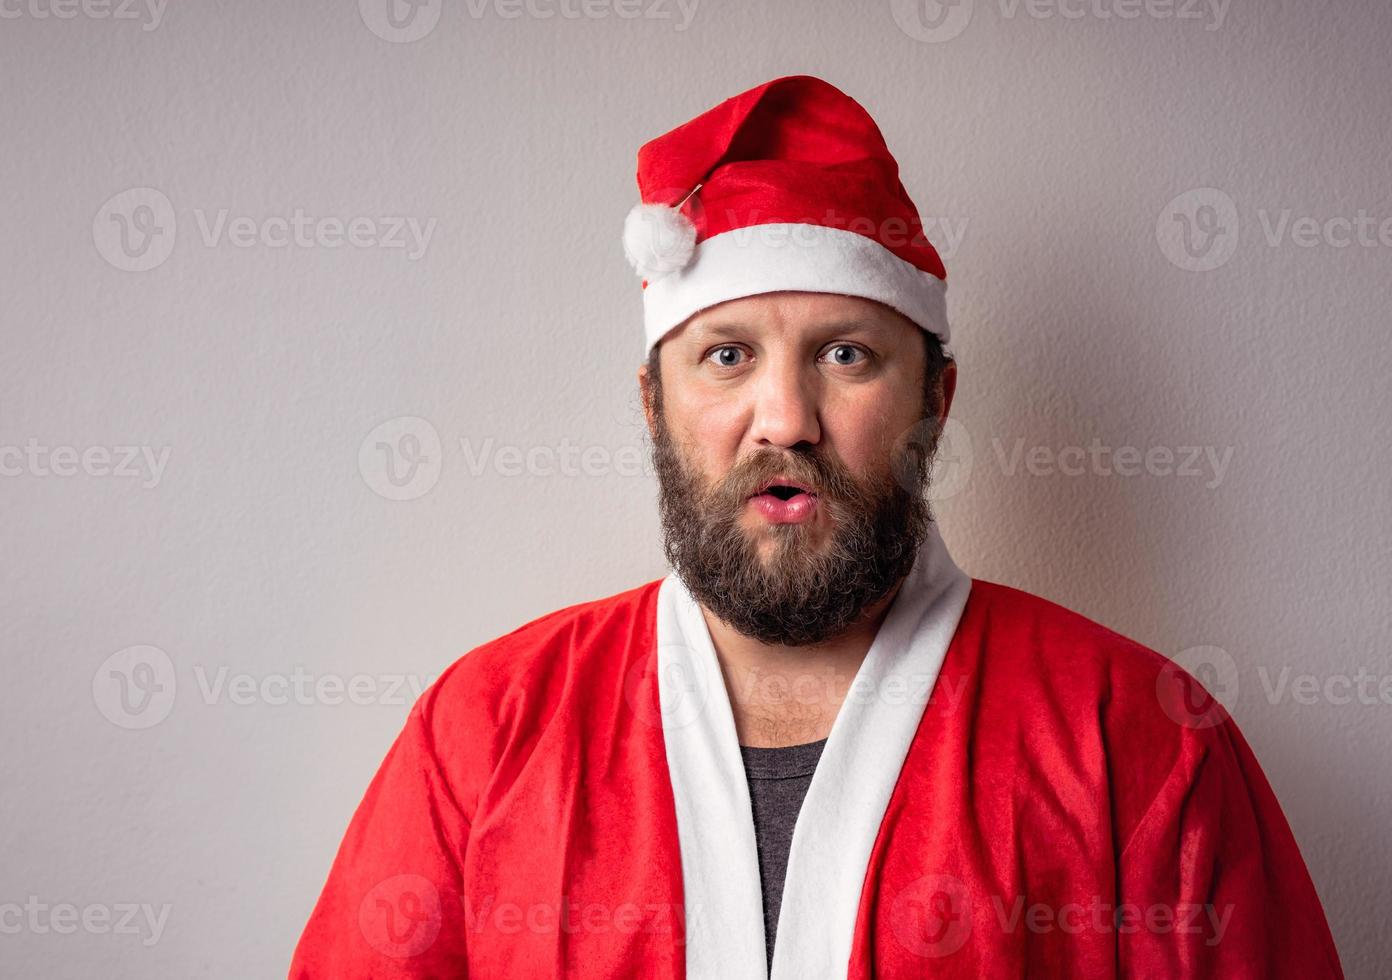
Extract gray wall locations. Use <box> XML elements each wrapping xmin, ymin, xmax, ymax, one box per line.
<box><xmin>1</xmin><ymin>0</ymin><xmax>1387</xmax><ymax>976</ymax></box>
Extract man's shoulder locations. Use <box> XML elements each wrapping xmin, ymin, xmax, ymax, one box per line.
<box><xmin>959</xmin><ymin>578</ymin><xmax>1243</xmax><ymax>837</ymax></box>
<box><xmin>962</xmin><ymin>577</ymin><xmax>1178</xmax><ymax>692</ymax></box>
<box><xmin>958</xmin><ymin>577</ymin><xmax>1231</xmax><ymax>749</ymax></box>
<box><xmin>393</xmin><ymin>577</ymin><xmax>666</xmax><ymax>816</ymax></box>
<box><xmin>420</xmin><ymin>575</ymin><xmax>666</xmax><ymax>717</ymax></box>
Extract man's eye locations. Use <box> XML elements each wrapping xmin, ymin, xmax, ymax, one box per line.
<box><xmin>706</xmin><ymin>346</ymin><xmax>747</xmax><ymax>368</ymax></box>
<box><xmin>821</xmin><ymin>344</ymin><xmax>867</xmax><ymax>366</ymax></box>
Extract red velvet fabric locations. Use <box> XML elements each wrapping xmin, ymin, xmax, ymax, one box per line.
<box><xmin>289</xmin><ymin>579</ymin><xmax>1342</xmax><ymax>978</ymax></box>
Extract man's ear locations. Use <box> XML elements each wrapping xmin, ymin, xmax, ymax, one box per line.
<box><xmin>938</xmin><ymin>358</ymin><xmax>958</xmax><ymax>425</ymax></box>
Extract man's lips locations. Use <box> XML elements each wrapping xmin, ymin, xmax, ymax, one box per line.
<box><xmin>747</xmin><ymin>476</ymin><xmax>819</xmax><ymax>524</ymax></box>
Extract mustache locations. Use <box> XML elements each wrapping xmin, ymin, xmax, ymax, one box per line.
<box><xmin>707</xmin><ymin>446</ymin><xmax>862</xmax><ymax>509</ymax></box>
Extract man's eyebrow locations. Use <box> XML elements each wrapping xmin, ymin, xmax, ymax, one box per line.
<box><xmin>689</xmin><ymin>318</ymin><xmax>892</xmax><ymax>341</ymax></box>
<box><xmin>688</xmin><ymin>322</ymin><xmax>748</xmax><ymax>341</ymax></box>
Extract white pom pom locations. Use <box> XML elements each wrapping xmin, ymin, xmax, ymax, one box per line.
<box><xmin>623</xmin><ymin>202</ymin><xmax>696</xmax><ymax>280</ymax></box>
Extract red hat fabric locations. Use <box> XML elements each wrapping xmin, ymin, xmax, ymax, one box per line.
<box><xmin>623</xmin><ymin>74</ymin><xmax>950</xmax><ymax>355</ymax></box>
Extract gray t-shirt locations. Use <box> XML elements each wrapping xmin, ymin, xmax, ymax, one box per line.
<box><xmin>739</xmin><ymin>737</ymin><xmax>829</xmax><ymax>971</ymax></box>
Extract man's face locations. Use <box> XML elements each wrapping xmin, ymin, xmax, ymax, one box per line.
<box><xmin>639</xmin><ymin>290</ymin><xmax>955</xmax><ymax>647</ymax></box>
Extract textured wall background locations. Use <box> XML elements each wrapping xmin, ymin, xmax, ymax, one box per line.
<box><xmin>1</xmin><ymin>0</ymin><xmax>1388</xmax><ymax>976</ymax></box>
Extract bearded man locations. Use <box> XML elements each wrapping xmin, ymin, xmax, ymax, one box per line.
<box><xmin>290</xmin><ymin>75</ymin><xmax>1342</xmax><ymax>979</ymax></box>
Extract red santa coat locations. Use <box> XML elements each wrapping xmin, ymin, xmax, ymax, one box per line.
<box><xmin>289</xmin><ymin>525</ymin><xmax>1343</xmax><ymax>978</ymax></box>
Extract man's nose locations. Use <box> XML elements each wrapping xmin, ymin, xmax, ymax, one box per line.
<box><xmin>747</xmin><ymin>359</ymin><xmax>822</xmax><ymax>449</ymax></box>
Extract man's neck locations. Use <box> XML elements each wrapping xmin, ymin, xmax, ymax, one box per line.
<box><xmin>698</xmin><ymin>577</ymin><xmax>909</xmax><ymax>749</ymax></box>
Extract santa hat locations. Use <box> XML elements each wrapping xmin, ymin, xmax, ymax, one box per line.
<box><xmin>623</xmin><ymin>74</ymin><xmax>950</xmax><ymax>356</ymax></box>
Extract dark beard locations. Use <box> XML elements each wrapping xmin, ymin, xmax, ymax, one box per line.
<box><xmin>650</xmin><ymin>400</ymin><xmax>938</xmax><ymax>647</ymax></box>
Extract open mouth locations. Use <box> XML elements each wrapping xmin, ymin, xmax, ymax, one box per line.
<box><xmin>751</xmin><ymin>480</ymin><xmax>815</xmax><ymax>501</ymax></box>
<box><xmin>748</xmin><ymin>479</ymin><xmax>820</xmax><ymax>524</ymax></box>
